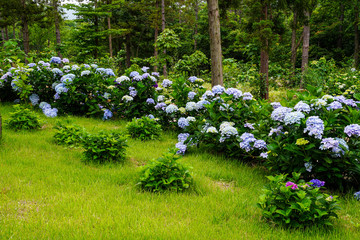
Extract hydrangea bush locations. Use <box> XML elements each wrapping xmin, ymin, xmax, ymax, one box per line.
<box><xmin>258</xmin><ymin>173</ymin><xmax>340</xmax><ymax>228</ymax></box>
<box><xmin>266</xmin><ymin>95</ymin><xmax>360</xmax><ymax>188</ymax></box>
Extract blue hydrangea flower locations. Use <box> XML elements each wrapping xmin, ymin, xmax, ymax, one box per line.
<box><xmin>155</xmin><ymin>102</ymin><xmax>167</xmax><ymax>111</ymax></box>
<box><xmin>175</xmin><ymin>142</ymin><xmax>187</xmax><ymax>155</ymax></box>
<box><xmin>28</xmin><ymin>63</ymin><xmax>36</xmax><ymax>67</ymax></box>
<box><xmin>219</xmin><ymin>125</ymin><xmax>238</xmax><ymax>143</ymax></box>
<box><xmin>52</xmin><ymin>68</ymin><xmax>63</xmax><ymax>76</ymax></box>
<box><xmin>305</xmin><ymin>162</ymin><xmax>313</xmax><ymax>172</ymax></box>
<box><xmin>212</xmin><ymin>85</ymin><xmax>225</xmax><ymax>95</ymax></box>
<box><xmin>157</xmin><ymin>95</ymin><xmax>165</xmax><ymax>102</ymax></box>
<box><xmin>309</xmin><ymin>179</ymin><xmax>325</xmax><ymax>188</ymax></box>
<box><xmin>146</xmin><ymin>98</ymin><xmax>155</xmax><ymax>105</ymax></box>
<box><xmin>91</xmin><ymin>64</ymin><xmax>98</xmax><ymax>69</ymax></box>
<box><xmin>165</xmin><ymin>104</ymin><xmax>179</xmax><ymax>114</ymax></box>
<box><xmin>29</xmin><ymin>94</ymin><xmax>40</xmax><ymax>105</ymax></box>
<box><xmin>327</xmin><ymin>101</ymin><xmax>342</xmax><ymax>110</ymax></box>
<box><xmin>225</xmin><ymin>88</ymin><xmax>242</xmax><ymax>99</ymax></box>
<box><xmin>254</xmin><ymin>140</ymin><xmax>267</xmax><ymax>150</ymax></box>
<box><xmin>244</xmin><ymin>123</ymin><xmax>255</xmax><ymax>130</ymax></box>
<box><xmin>304</xmin><ymin>116</ymin><xmax>324</xmax><ymax>139</ymax></box>
<box><xmin>103</xmin><ymin>92</ymin><xmax>111</xmax><ymax>100</ymax></box>
<box><xmin>271</xmin><ymin>102</ymin><xmax>282</xmax><ymax>109</ymax></box>
<box><xmin>239</xmin><ymin>132</ymin><xmax>256</xmax><ymax>152</ymax></box>
<box><xmin>142</xmin><ymin>73</ymin><xmax>150</xmax><ymax>79</ymax></box>
<box><xmin>39</xmin><ymin>102</ymin><xmax>51</xmax><ymax>110</ymax></box>
<box><xmin>196</xmin><ymin>100</ymin><xmax>210</xmax><ymax>110</ymax></box>
<box><xmin>178</xmin><ymin>133</ymin><xmax>190</xmax><ymax>143</ymax></box>
<box><xmin>161</xmin><ymin>79</ymin><xmax>173</xmax><ymax>88</ymax></box>
<box><xmin>271</xmin><ymin>107</ymin><xmax>293</xmax><ymax>122</ymax></box>
<box><xmin>55</xmin><ymin>83</ymin><xmax>68</xmax><ymax>94</ymax></box>
<box><xmin>344</xmin><ymin>124</ymin><xmax>360</xmax><ymax>137</ymax></box>
<box><xmin>343</xmin><ymin>99</ymin><xmax>357</xmax><ymax>107</ymax></box>
<box><xmin>242</xmin><ymin>92</ymin><xmax>253</xmax><ymax>101</ymax></box>
<box><xmin>260</xmin><ymin>152</ymin><xmax>268</xmax><ymax>159</ymax></box>
<box><xmin>103</xmin><ymin>109</ymin><xmax>113</xmax><ymax>120</ymax></box>
<box><xmin>188</xmin><ymin>91</ymin><xmax>197</xmax><ymax>100</ymax></box>
<box><xmin>147</xmin><ymin>114</ymin><xmax>155</xmax><ymax>119</ymax></box>
<box><xmin>62</xmin><ymin>58</ymin><xmax>69</xmax><ymax>63</ymax></box>
<box><xmin>129</xmin><ymin>87</ymin><xmax>137</xmax><ymax>97</ymax></box>
<box><xmin>133</xmin><ymin>75</ymin><xmax>143</xmax><ymax>81</ymax></box>
<box><xmin>152</xmin><ymin>72</ymin><xmax>160</xmax><ymax>77</ymax></box>
<box><xmin>284</xmin><ymin>111</ymin><xmax>305</xmax><ymax>125</ymax></box>
<box><xmin>294</xmin><ymin>101</ymin><xmax>311</xmax><ymax>113</ymax></box>
<box><xmin>334</xmin><ymin>95</ymin><xmax>347</xmax><ymax>104</ymax></box>
<box><xmin>71</xmin><ymin>65</ymin><xmax>80</xmax><ymax>70</ymax></box>
<box><xmin>219</xmin><ymin>103</ymin><xmax>234</xmax><ymax>112</ymax></box>
<box><xmin>354</xmin><ymin>191</ymin><xmax>360</xmax><ymax>201</ymax></box>
<box><xmin>185</xmin><ymin>102</ymin><xmax>197</xmax><ymax>111</ymax></box>
<box><xmin>319</xmin><ymin>137</ymin><xmax>348</xmax><ymax>157</ymax></box>
<box><xmin>202</xmin><ymin>90</ymin><xmax>215</xmax><ymax>100</ymax></box>
<box><xmin>188</xmin><ymin>76</ymin><xmax>197</xmax><ymax>83</ymax></box>
<box><xmin>83</xmin><ymin>64</ymin><xmax>90</xmax><ymax>68</ymax></box>
<box><xmin>81</xmin><ymin>70</ymin><xmax>91</xmax><ymax>76</ymax></box>
<box><xmin>50</xmin><ymin>57</ymin><xmax>62</xmax><ymax>64</ymax></box>
<box><xmin>178</xmin><ymin>117</ymin><xmax>190</xmax><ymax>129</ymax></box>
<box><xmin>130</xmin><ymin>71</ymin><xmax>139</xmax><ymax>78</ymax></box>
<box><xmin>43</xmin><ymin>107</ymin><xmax>58</xmax><ymax>117</ymax></box>
<box><xmin>141</xmin><ymin>66</ymin><xmax>150</xmax><ymax>72</ymax></box>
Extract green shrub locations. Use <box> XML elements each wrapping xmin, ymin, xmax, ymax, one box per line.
<box><xmin>82</xmin><ymin>131</ymin><xmax>128</xmax><ymax>164</ymax></box>
<box><xmin>6</xmin><ymin>104</ymin><xmax>41</xmax><ymax>131</ymax></box>
<box><xmin>53</xmin><ymin>122</ymin><xmax>86</xmax><ymax>147</ymax></box>
<box><xmin>126</xmin><ymin>116</ymin><xmax>162</xmax><ymax>140</ymax></box>
<box><xmin>138</xmin><ymin>150</ymin><xmax>193</xmax><ymax>192</ymax></box>
<box><xmin>257</xmin><ymin>173</ymin><xmax>340</xmax><ymax>228</ymax></box>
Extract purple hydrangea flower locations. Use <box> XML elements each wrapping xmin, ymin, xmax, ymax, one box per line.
<box><xmin>146</xmin><ymin>98</ymin><xmax>155</xmax><ymax>105</ymax></box>
<box><xmin>175</xmin><ymin>142</ymin><xmax>187</xmax><ymax>155</ymax></box>
<box><xmin>155</xmin><ymin>102</ymin><xmax>167</xmax><ymax>111</ymax></box>
<box><xmin>161</xmin><ymin>79</ymin><xmax>173</xmax><ymax>88</ymax></box>
<box><xmin>327</xmin><ymin>101</ymin><xmax>343</xmax><ymax>110</ymax></box>
<box><xmin>244</xmin><ymin>123</ymin><xmax>255</xmax><ymax>130</ymax></box>
<box><xmin>225</xmin><ymin>88</ymin><xmax>242</xmax><ymax>99</ymax></box>
<box><xmin>344</xmin><ymin>124</ymin><xmax>360</xmax><ymax>137</ymax></box>
<box><xmin>260</xmin><ymin>152</ymin><xmax>268</xmax><ymax>159</ymax></box>
<box><xmin>178</xmin><ymin>133</ymin><xmax>190</xmax><ymax>143</ymax></box>
<box><xmin>130</xmin><ymin>71</ymin><xmax>139</xmax><ymax>78</ymax></box>
<box><xmin>271</xmin><ymin>102</ymin><xmax>282</xmax><ymax>109</ymax></box>
<box><xmin>188</xmin><ymin>76</ymin><xmax>197</xmax><ymax>83</ymax></box>
<box><xmin>310</xmin><ymin>179</ymin><xmax>325</xmax><ymax>188</ymax></box>
<box><xmin>151</xmin><ymin>72</ymin><xmax>160</xmax><ymax>77</ymax></box>
<box><xmin>242</xmin><ymin>92</ymin><xmax>253</xmax><ymax>101</ymax></box>
<box><xmin>271</xmin><ymin>107</ymin><xmax>293</xmax><ymax>122</ymax></box>
<box><xmin>178</xmin><ymin>117</ymin><xmax>190</xmax><ymax>129</ymax></box>
<box><xmin>304</xmin><ymin>116</ymin><xmax>324</xmax><ymax>139</ymax></box>
<box><xmin>141</xmin><ymin>66</ymin><xmax>149</xmax><ymax>72</ymax></box>
<box><xmin>188</xmin><ymin>91</ymin><xmax>197</xmax><ymax>100</ymax></box>
<box><xmin>239</xmin><ymin>133</ymin><xmax>256</xmax><ymax>152</ymax></box>
<box><xmin>142</xmin><ymin>73</ymin><xmax>150</xmax><ymax>79</ymax></box>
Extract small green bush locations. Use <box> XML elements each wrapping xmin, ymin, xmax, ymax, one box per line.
<box><xmin>138</xmin><ymin>150</ymin><xmax>193</xmax><ymax>192</ymax></box>
<box><xmin>82</xmin><ymin>131</ymin><xmax>128</xmax><ymax>164</ymax></box>
<box><xmin>257</xmin><ymin>173</ymin><xmax>340</xmax><ymax>228</ymax></box>
<box><xmin>126</xmin><ymin>116</ymin><xmax>162</xmax><ymax>140</ymax></box>
<box><xmin>53</xmin><ymin>122</ymin><xmax>86</xmax><ymax>147</ymax></box>
<box><xmin>6</xmin><ymin>104</ymin><xmax>41</xmax><ymax>131</ymax></box>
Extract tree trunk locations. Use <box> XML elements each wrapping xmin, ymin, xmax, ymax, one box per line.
<box><xmin>301</xmin><ymin>10</ymin><xmax>311</xmax><ymax>87</ymax></box>
<box><xmin>107</xmin><ymin>0</ymin><xmax>113</xmax><ymax>58</ymax></box>
<box><xmin>1</xmin><ymin>28</ymin><xmax>4</xmax><ymax>44</ymax></box>
<box><xmin>53</xmin><ymin>0</ymin><xmax>62</xmax><ymax>58</ymax></box>
<box><xmin>337</xmin><ymin>3</ymin><xmax>344</xmax><ymax>49</ymax></box>
<box><xmin>259</xmin><ymin>2</ymin><xmax>269</xmax><ymax>99</ymax></box>
<box><xmin>291</xmin><ymin>11</ymin><xmax>298</xmax><ymax>74</ymax></box>
<box><xmin>207</xmin><ymin>0</ymin><xmax>223</xmax><ymax>86</ymax></box>
<box><xmin>13</xmin><ymin>24</ymin><xmax>15</xmax><ymax>39</ymax></box>
<box><xmin>355</xmin><ymin>3</ymin><xmax>359</xmax><ymax>69</ymax></box>
<box><xmin>126</xmin><ymin>34</ymin><xmax>131</xmax><ymax>68</ymax></box>
<box><xmin>94</xmin><ymin>0</ymin><xmax>99</xmax><ymax>59</ymax></box>
<box><xmin>5</xmin><ymin>26</ymin><xmax>9</xmax><ymax>40</ymax></box>
<box><xmin>154</xmin><ymin>0</ymin><xmax>159</xmax><ymax>72</ymax></box>
<box><xmin>194</xmin><ymin>0</ymin><xmax>199</xmax><ymax>51</ymax></box>
<box><xmin>161</xmin><ymin>0</ymin><xmax>167</xmax><ymax>76</ymax></box>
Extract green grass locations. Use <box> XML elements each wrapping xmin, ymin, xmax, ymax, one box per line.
<box><xmin>1</xmin><ymin>103</ymin><xmax>360</xmax><ymax>239</ymax></box>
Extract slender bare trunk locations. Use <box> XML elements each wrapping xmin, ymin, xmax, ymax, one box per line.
<box><xmin>53</xmin><ymin>0</ymin><xmax>62</xmax><ymax>58</ymax></box>
<box><xmin>13</xmin><ymin>24</ymin><xmax>15</xmax><ymax>39</ymax></box>
<box><xmin>355</xmin><ymin>3</ymin><xmax>359</xmax><ymax>69</ymax></box>
<box><xmin>161</xmin><ymin>0</ymin><xmax>167</xmax><ymax>76</ymax></box>
<box><xmin>291</xmin><ymin>11</ymin><xmax>297</xmax><ymax>74</ymax></box>
<box><xmin>207</xmin><ymin>0</ymin><xmax>223</xmax><ymax>86</ymax></box>
<box><xmin>94</xmin><ymin>0</ymin><xmax>99</xmax><ymax>59</ymax></box>
<box><xmin>194</xmin><ymin>0</ymin><xmax>199</xmax><ymax>51</ymax></box>
<box><xmin>5</xmin><ymin>26</ymin><xmax>9</xmax><ymax>40</ymax></box>
<box><xmin>1</xmin><ymin>28</ymin><xmax>4</xmax><ymax>43</ymax></box>
<box><xmin>126</xmin><ymin>34</ymin><xmax>131</xmax><ymax>68</ymax></box>
<box><xmin>260</xmin><ymin>2</ymin><xmax>269</xmax><ymax>99</ymax></box>
<box><xmin>154</xmin><ymin>0</ymin><xmax>159</xmax><ymax>72</ymax></box>
<box><xmin>107</xmin><ymin>0</ymin><xmax>113</xmax><ymax>58</ymax></box>
<box><xmin>301</xmin><ymin>10</ymin><xmax>311</xmax><ymax>87</ymax></box>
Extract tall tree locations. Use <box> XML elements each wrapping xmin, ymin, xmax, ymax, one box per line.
<box><xmin>52</xmin><ymin>0</ymin><xmax>62</xmax><ymax>58</ymax></box>
<box><xmin>355</xmin><ymin>0</ymin><xmax>359</xmax><ymax>69</ymax></box>
<box><xmin>207</xmin><ymin>0</ymin><xmax>223</xmax><ymax>86</ymax></box>
<box><xmin>161</xmin><ymin>0</ymin><xmax>167</xmax><ymax>76</ymax></box>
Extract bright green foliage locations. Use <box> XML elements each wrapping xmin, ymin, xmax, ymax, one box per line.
<box><xmin>82</xmin><ymin>131</ymin><xmax>128</xmax><ymax>164</ymax></box>
<box><xmin>126</xmin><ymin>116</ymin><xmax>162</xmax><ymax>141</ymax></box>
<box><xmin>138</xmin><ymin>149</ymin><xmax>193</xmax><ymax>192</ymax></box>
<box><xmin>53</xmin><ymin>122</ymin><xmax>87</xmax><ymax>147</ymax></box>
<box><xmin>174</xmin><ymin>50</ymin><xmax>209</xmax><ymax>76</ymax></box>
<box><xmin>5</xmin><ymin>104</ymin><xmax>41</xmax><ymax>131</ymax></box>
<box><xmin>257</xmin><ymin>173</ymin><xmax>340</xmax><ymax>228</ymax></box>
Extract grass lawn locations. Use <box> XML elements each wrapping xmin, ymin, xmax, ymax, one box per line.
<box><xmin>1</xmin><ymin>103</ymin><xmax>360</xmax><ymax>239</ymax></box>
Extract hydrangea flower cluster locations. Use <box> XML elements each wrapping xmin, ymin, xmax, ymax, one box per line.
<box><xmin>239</xmin><ymin>132</ymin><xmax>267</xmax><ymax>152</ymax></box>
<box><xmin>39</xmin><ymin>101</ymin><xmax>58</xmax><ymax>117</ymax></box>
<box><xmin>103</xmin><ymin>109</ymin><xmax>113</xmax><ymax>120</ymax></box>
<box><xmin>52</xmin><ymin>68</ymin><xmax>63</xmax><ymax>76</ymax></box>
<box><xmin>212</xmin><ymin>85</ymin><xmax>225</xmax><ymax>95</ymax></box>
<box><xmin>285</xmin><ymin>181</ymin><xmax>298</xmax><ymax>190</ymax></box>
<box><xmin>29</xmin><ymin>93</ymin><xmax>40</xmax><ymax>106</ymax></box>
<box><xmin>344</xmin><ymin>124</ymin><xmax>360</xmax><ymax>137</ymax></box>
<box><xmin>50</xmin><ymin>57</ymin><xmax>62</xmax><ymax>64</ymax></box>
<box><xmin>178</xmin><ymin>117</ymin><xmax>190</xmax><ymax>129</ymax></box>
<box><xmin>161</xmin><ymin>79</ymin><xmax>172</xmax><ymax>88</ymax></box>
<box><xmin>219</xmin><ymin>125</ymin><xmax>238</xmax><ymax>143</ymax></box>
<box><xmin>122</xmin><ymin>95</ymin><xmax>133</xmax><ymax>103</ymax></box>
<box><xmin>244</xmin><ymin>123</ymin><xmax>255</xmax><ymax>130</ymax></box>
<box><xmin>271</xmin><ymin>107</ymin><xmax>292</xmax><ymax>122</ymax></box>
<box><xmin>81</xmin><ymin>70</ymin><xmax>91</xmax><ymax>76</ymax></box>
<box><xmin>225</xmin><ymin>88</ymin><xmax>242</xmax><ymax>99</ymax></box>
<box><xmin>294</xmin><ymin>101</ymin><xmax>311</xmax><ymax>113</ymax></box>
<box><xmin>141</xmin><ymin>66</ymin><xmax>149</xmax><ymax>72</ymax></box>
<box><xmin>304</xmin><ymin>162</ymin><xmax>313</xmax><ymax>172</ymax></box>
<box><xmin>284</xmin><ymin>111</ymin><xmax>305</xmax><ymax>125</ymax></box>
<box><xmin>206</xmin><ymin>126</ymin><xmax>218</xmax><ymax>134</ymax></box>
<box><xmin>319</xmin><ymin>137</ymin><xmax>348</xmax><ymax>157</ymax></box>
<box><xmin>176</xmin><ymin>133</ymin><xmax>190</xmax><ymax>155</ymax></box>
<box><xmin>326</xmin><ymin>101</ymin><xmax>342</xmax><ymax>110</ymax></box>
<box><xmin>165</xmin><ymin>104</ymin><xmax>179</xmax><ymax>114</ymax></box>
<box><xmin>155</xmin><ymin>102</ymin><xmax>167</xmax><ymax>110</ymax></box>
<box><xmin>115</xmin><ymin>76</ymin><xmax>130</xmax><ymax>84</ymax></box>
<box><xmin>185</xmin><ymin>102</ymin><xmax>197</xmax><ymax>111</ymax></box>
<box><xmin>188</xmin><ymin>91</ymin><xmax>197</xmax><ymax>100</ymax></box>
<box><xmin>271</xmin><ymin>102</ymin><xmax>282</xmax><ymax>109</ymax></box>
<box><xmin>129</xmin><ymin>87</ymin><xmax>137</xmax><ymax>97</ymax></box>
<box><xmin>354</xmin><ymin>191</ymin><xmax>360</xmax><ymax>201</ymax></box>
<box><xmin>309</xmin><ymin>179</ymin><xmax>325</xmax><ymax>188</ymax></box>
<box><xmin>188</xmin><ymin>76</ymin><xmax>197</xmax><ymax>83</ymax></box>
<box><xmin>146</xmin><ymin>98</ymin><xmax>155</xmax><ymax>105</ymax></box>
<box><xmin>304</xmin><ymin>116</ymin><xmax>324</xmax><ymax>139</ymax></box>
<box><xmin>242</xmin><ymin>92</ymin><xmax>253</xmax><ymax>101</ymax></box>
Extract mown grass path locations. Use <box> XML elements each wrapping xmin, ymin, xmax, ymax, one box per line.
<box><xmin>0</xmin><ymin>103</ymin><xmax>359</xmax><ymax>239</ymax></box>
